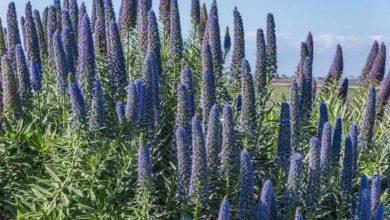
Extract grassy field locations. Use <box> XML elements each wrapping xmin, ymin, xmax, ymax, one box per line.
<box><xmin>270</xmin><ymin>84</ymin><xmax>359</xmax><ymax>103</ymax></box>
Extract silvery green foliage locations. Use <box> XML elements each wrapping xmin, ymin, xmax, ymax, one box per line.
<box><xmin>275</xmin><ymin>103</ymin><xmax>291</xmax><ymax>172</ymax></box>
<box><xmin>176</xmin><ymin>127</ymin><xmax>191</xmax><ymax>198</ymax></box>
<box><xmin>237</xmin><ymin>151</ymin><xmax>256</xmax><ymax>220</ymax></box>
<box><xmin>360</xmin><ymin>41</ymin><xmax>378</xmax><ymax>82</ymax></box>
<box><xmin>230</xmin><ymin>7</ymin><xmax>245</xmax><ymax>79</ymax></box>
<box><xmin>359</xmin><ymin>85</ymin><xmax>376</xmax><ymax>149</ymax></box>
<box><xmin>266</xmin><ymin>13</ymin><xmax>277</xmax><ymax>77</ymax></box>
<box><xmin>240</xmin><ymin>59</ymin><xmax>257</xmax><ymax>142</ymax></box>
<box><xmin>1</xmin><ymin>55</ymin><xmax>21</xmax><ymax>119</ymax></box>
<box><xmin>189</xmin><ymin>117</ymin><xmax>209</xmax><ymax>205</ymax></box>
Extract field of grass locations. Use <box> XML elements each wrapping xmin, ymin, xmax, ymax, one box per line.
<box><xmin>271</xmin><ymin>83</ymin><xmax>359</xmax><ymax>103</ymax></box>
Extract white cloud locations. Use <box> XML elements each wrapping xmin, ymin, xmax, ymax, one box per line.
<box><xmin>245</xmin><ymin>31</ymin><xmax>257</xmax><ymax>42</ymax></box>
<box><xmin>316</xmin><ymin>33</ymin><xmax>359</xmax><ymax>50</ymax></box>
<box><xmin>367</xmin><ymin>35</ymin><xmax>387</xmax><ymax>42</ymax></box>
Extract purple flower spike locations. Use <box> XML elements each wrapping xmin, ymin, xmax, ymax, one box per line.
<box><xmin>359</xmin><ymin>85</ymin><xmax>376</xmax><ymax>149</ymax></box>
<box><xmin>275</xmin><ymin>103</ymin><xmax>291</xmax><ymax>172</ymax></box>
<box><xmin>190</xmin><ymin>117</ymin><xmax>209</xmax><ymax>205</ymax></box>
<box><xmin>176</xmin><ymin>127</ymin><xmax>191</xmax><ymax>198</ymax></box>
<box><xmin>168</xmin><ymin>0</ymin><xmax>183</xmax><ymax>62</ymax></box>
<box><xmin>237</xmin><ymin>151</ymin><xmax>256</xmax><ymax>219</ymax></box>
<box><xmin>89</xmin><ymin>79</ymin><xmax>105</xmax><ymax>129</ymax></box>
<box><xmin>77</xmin><ymin>15</ymin><xmax>96</xmax><ymax>95</ymax></box>
<box><xmin>180</xmin><ymin>66</ymin><xmax>196</xmax><ymax>118</ymax></box>
<box><xmin>340</xmin><ymin>135</ymin><xmax>353</xmax><ymax>196</ymax></box>
<box><xmin>119</xmin><ymin>0</ymin><xmax>137</xmax><ymax>38</ymax></box>
<box><xmin>206</xmin><ymin>105</ymin><xmax>221</xmax><ymax>187</ymax></box>
<box><xmin>175</xmin><ymin>83</ymin><xmax>191</xmax><ymax>135</ymax></box>
<box><xmin>240</xmin><ymin>59</ymin><xmax>257</xmax><ymax>141</ymax></box>
<box><xmin>230</xmin><ymin>7</ymin><xmax>245</xmax><ymax>79</ymax></box>
<box><xmin>6</xmin><ymin>2</ymin><xmax>21</xmax><ymax>62</ymax></box>
<box><xmin>370</xmin><ymin>174</ymin><xmax>381</xmax><ymax>215</ymax></box>
<box><xmin>255</xmin><ymin>28</ymin><xmax>267</xmax><ymax>97</ymax></box>
<box><xmin>369</xmin><ymin>42</ymin><xmax>386</xmax><ymax>82</ymax></box>
<box><xmin>138</xmin><ymin>143</ymin><xmax>152</xmax><ymax>188</ymax></box>
<box><xmin>2</xmin><ymin>55</ymin><xmax>21</xmax><ymax>118</ymax></box>
<box><xmin>107</xmin><ymin>20</ymin><xmax>127</xmax><ymax>97</ymax></box>
<box><xmin>306</xmin><ymin>137</ymin><xmax>321</xmax><ymax>206</ymax></box>
<box><xmin>360</xmin><ymin>41</ymin><xmax>378</xmax><ymax>82</ymax></box>
<box><xmin>15</xmin><ymin>44</ymin><xmax>31</xmax><ymax>104</ymax></box>
<box><xmin>53</xmin><ymin>32</ymin><xmax>69</xmax><ymax>95</ymax></box>
<box><xmin>217</xmin><ymin>199</ymin><xmax>231</xmax><ymax>220</ymax></box>
<box><xmin>68</xmin><ymin>74</ymin><xmax>86</xmax><ymax>125</ymax></box>
<box><xmin>338</xmin><ymin>78</ymin><xmax>349</xmax><ymax>103</ymax></box>
<box><xmin>116</xmin><ymin>101</ymin><xmax>126</xmax><ymax>124</ymax></box>
<box><xmin>266</xmin><ymin>13</ymin><xmax>277</xmax><ymax>77</ymax></box>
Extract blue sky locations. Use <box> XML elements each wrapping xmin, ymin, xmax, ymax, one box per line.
<box><xmin>1</xmin><ymin>0</ymin><xmax>390</xmax><ymax>78</ymax></box>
